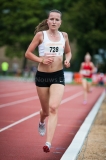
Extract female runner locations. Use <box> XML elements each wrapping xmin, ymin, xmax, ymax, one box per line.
<box><xmin>25</xmin><ymin>9</ymin><xmax>72</xmax><ymax>152</ymax></box>
<box><xmin>80</xmin><ymin>53</ymin><xmax>95</xmax><ymax>104</ymax></box>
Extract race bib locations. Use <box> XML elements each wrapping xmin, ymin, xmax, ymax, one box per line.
<box><xmin>44</xmin><ymin>43</ymin><xmax>64</xmax><ymax>56</ymax></box>
<box><xmin>81</xmin><ymin>70</ymin><xmax>90</xmax><ymax>75</ymax></box>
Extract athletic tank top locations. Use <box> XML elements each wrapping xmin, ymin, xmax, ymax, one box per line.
<box><xmin>38</xmin><ymin>31</ymin><xmax>65</xmax><ymax>57</ymax></box>
<box><xmin>82</xmin><ymin>62</ymin><xmax>92</xmax><ymax>78</ymax></box>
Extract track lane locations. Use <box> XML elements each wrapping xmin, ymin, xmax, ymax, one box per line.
<box><xmin>0</xmin><ymin>90</ymin><xmax>83</xmax><ymax>130</ymax></box>
<box><xmin>0</xmin><ymin>81</ymin><xmax>104</xmax><ymax>160</ymax></box>
<box><xmin>0</xmin><ymin>83</ymin><xmax>83</xmax><ymax>129</ymax></box>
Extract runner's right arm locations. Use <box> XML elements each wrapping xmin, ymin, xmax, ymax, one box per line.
<box><xmin>25</xmin><ymin>32</ymin><xmax>43</xmax><ymax>63</ymax></box>
<box><xmin>25</xmin><ymin>32</ymin><xmax>54</xmax><ymax>65</ymax></box>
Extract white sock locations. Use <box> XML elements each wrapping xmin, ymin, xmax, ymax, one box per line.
<box><xmin>40</xmin><ymin>122</ymin><xmax>45</xmax><ymax>125</ymax></box>
<box><xmin>46</xmin><ymin>142</ymin><xmax>51</xmax><ymax>148</ymax></box>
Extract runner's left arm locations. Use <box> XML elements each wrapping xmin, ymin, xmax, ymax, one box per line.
<box><xmin>63</xmin><ymin>32</ymin><xmax>72</xmax><ymax>68</ymax></box>
<box><xmin>91</xmin><ymin>62</ymin><xmax>96</xmax><ymax>73</ymax></box>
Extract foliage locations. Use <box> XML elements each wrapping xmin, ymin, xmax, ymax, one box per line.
<box><xmin>0</xmin><ymin>0</ymin><xmax>106</xmax><ymax>71</ymax></box>
<box><xmin>0</xmin><ymin>0</ymin><xmax>45</xmax><ymax>67</ymax></box>
<box><xmin>65</xmin><ymin>0</ymin><xmax>106</xmax><ymax>71</ymax></box>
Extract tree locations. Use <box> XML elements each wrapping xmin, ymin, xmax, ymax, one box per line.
<box><xmin>65</xmin><ymin>0</ymin><xmax>106</xmax><ymax>71</ymax></box>
<box><xmin>0</xmin><ymin>0</ymin><xmax>74</xmax><ymax>69</ymax></box>
<box><xmin>0</xmin><ymin>0</ymin><xmax>46</xmax><ymax>68</ymax></box>
<box><xmin>0</xmin><ymin>0</ymin><xmax>106</xmax><ymax>72</ymax></box>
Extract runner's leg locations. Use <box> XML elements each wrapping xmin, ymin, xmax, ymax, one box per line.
<box><xmin>46</xmin><ymin>84</ymin><xmax>64</xmax><ymax>144</ymax></box>
<box><xmin>36</xmin><ymin>86</ymin><xmax>49</xmax><ymax>123</ymax></box>
<box><xmin>82</xmin><ymin>78</ymin><xmax>88</xmax><ymax>102</ymax></box>
<box><xmin>87</xmin><ymin>81</ymin><xmax>92</xmax><ymax>93</ymax></box>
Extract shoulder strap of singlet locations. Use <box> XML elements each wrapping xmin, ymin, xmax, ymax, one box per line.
<box><xmin>59</xmin><ymin>31</ymin><xmax>65</xmax><ymax>42</ymax></box>
<box><xmin>42</xmin><ymin>31</ymin><xmax>49</xmax><ymax>41</ymax></box>
<box><xmin>43</xmin><ymin>31</ymin><xmax>65</xmax><ymax>42</ymax></box>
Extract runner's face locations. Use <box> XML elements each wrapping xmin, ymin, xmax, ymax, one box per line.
<box><xmin>47</xmin><ymin>12</ymin><xmax>61</xmax><ymax>30</ymax></box>
<box><xmin>85</xmin><ymin>55</ymin><xmax>91</xmax><ymax>62</ymax></box>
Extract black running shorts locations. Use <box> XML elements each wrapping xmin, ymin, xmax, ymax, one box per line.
<box><xmin>35</xmin><ymin>69</ymin><xmax>65</xmax><ymax>87</ymax></box>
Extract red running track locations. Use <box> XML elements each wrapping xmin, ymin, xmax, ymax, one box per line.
<box><xmin>0</xmin><ymin>81</ymin><xmax>104</xmax><ymax>160</ymax></box>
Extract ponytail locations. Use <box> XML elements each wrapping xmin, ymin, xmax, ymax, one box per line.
<box><xmin>34</xmin><ymin>19</ymin><xmax>49</xmax><ymax>34</ymax></box>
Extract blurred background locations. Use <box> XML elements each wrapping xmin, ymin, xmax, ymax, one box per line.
<box><xmin>0</xmin><ymin>0</ymin><xmax>106</xmax><ymax>83</ymax></box>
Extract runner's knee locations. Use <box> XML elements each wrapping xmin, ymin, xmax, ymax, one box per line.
<box><xmin>42</xmin><ymin>111</ymin><xmax>49</xmax><ymax>117</ymax></box>
<box><xmin>49</xmin><ymin>104</ymin><xmax>58</xmax><ymax>114</ymax></box>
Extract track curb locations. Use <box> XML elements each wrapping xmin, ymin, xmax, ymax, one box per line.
<box><xmin>60</xmin><ymin>90</ymin><xmax>105</xmax><ymax>160</ymax></box>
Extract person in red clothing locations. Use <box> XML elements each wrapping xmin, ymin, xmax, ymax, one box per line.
<box><xmin>80</xmin><ymin>53</ymin><xmax>95</xmax><ymax>104</ymax></box>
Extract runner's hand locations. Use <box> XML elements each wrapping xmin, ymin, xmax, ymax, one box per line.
<box><xmin>64</xmin><ymin>59</ymin><xmax>70</xmax><ymax>68</ymax></box>
<box><xmin>41</xmin><ymin>56</ymin><xmax>54</xmax><ymax>65</ymax></box>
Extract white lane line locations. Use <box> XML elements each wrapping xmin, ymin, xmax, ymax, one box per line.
<box><xmin>0</xmin><ymin>86</ymin><xmax>74</xmax><ymax>97</ymax></box>
<box><xmin>0</xmin><ymin>90</ymin><xmax>36</xmax><ymax>98</ymax></box>
<box><xmin>0</xmin><ymin>87</ymin><xmax>72</xmax><ymax>97</ymax></box>
<box><xmin>61</xmin><ymin>91</ymin><xmax>83</xmax><ymax>104</ymax></box>
<box><xmin>0</xmin><ymin>90</ymin><xmax>82</xmax><ymax>109</ymax></box>
<box><xmin>60</xmin><ymin>90</ymin><xmax>105</xmax><ymax>160</ymax></box>
<box><xmin>0</xmin><ymin>112</ymin><xmax>40</xmax><ymax>132</ymax></box>
<box><xmin>0</xmin><ymin>96</ymin><xmax>38</xmax><ymax>109</ymax></box>
<box><xmin>0</xmin><ymin>91</ymin><xmax>83</xmax><ymax>132</ymax></box>
<box><xmin>0</xmin><ymin>86</ymin><xmax>35</xmax><ymax>92</ymax></box>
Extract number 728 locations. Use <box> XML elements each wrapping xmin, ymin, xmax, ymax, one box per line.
<box><xmin>50</xmin><ymin>47</ymin><xmax>59</xmax><ymax>52</ymax></box>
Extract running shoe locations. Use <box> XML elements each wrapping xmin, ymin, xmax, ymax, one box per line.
<box><xmin>38</xmin><ymin>122</ymin><xmax>46</xmax><ymax>136</ymax></box>
<box><xmin>43</xmin><ymin>142</ymin><xmax>51</xmax><ymax>153</ymax></box>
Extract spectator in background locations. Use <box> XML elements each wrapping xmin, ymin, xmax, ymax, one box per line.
<box><xmin>1</xmin><ymin>61</ymin><xmax>9</xmax><ymax>76</ymax></box>
<box><xmin>94</xmin><ymin>65</ymin><xmax>98</xmax><ymax>74</ymax></box>
<box><xmin>12</xmin><ymin>62</ymin><xmax>19</xmax><ymax>76</ymax></box>
<box><xmin>30</xmin><ymin>64</ymin><xmax>37</xmax><ymax>78</ymax></box>
<box><xmin>98</xmin><ymin>73</ymin><xmax>104</xmax><ymax>86</ymax></box>
<box><xmin>23</xmin><ymin>65</ymin><xmax>29</xmax><ymax>77</ymax></box>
